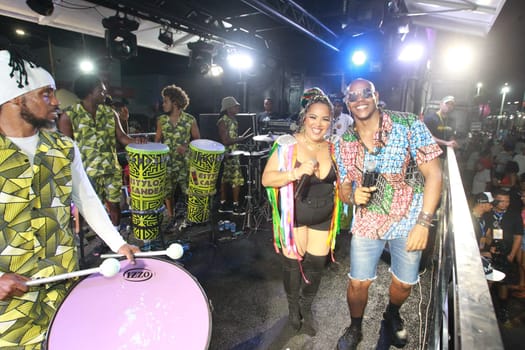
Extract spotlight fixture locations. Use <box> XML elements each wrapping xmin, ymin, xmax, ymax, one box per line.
<box><xmin>187</xmin><ymin>41</ymin><xmax>214</xmax><ymax>75</ymax></box>
<box><xmin>26</xmin><ymin>0</ymin><xmax>54</xmax><ymax>16</ymax></box>
<box><xmin>102</xmin><ymin>13</ymin><xmax>140</xmax><ymax>60</ymax></box>
<box><xmin>158</xmin><ymin>26</ymin><xmax>174</xmax><ymax>47</ymax></box>
<box><xmin>210</xmin><ymin>64</ymin><xmax>224</xmax><ymax>77</ymax></box>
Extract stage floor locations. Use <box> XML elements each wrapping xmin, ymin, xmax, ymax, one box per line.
<box><xmin>80</xmin><ymin>206</ymin><xmax>438</xmax><ymax>350</ymax></box>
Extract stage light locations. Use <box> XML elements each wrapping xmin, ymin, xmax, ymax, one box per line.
<box><xmin>187</xmin><ymin>41</ymin><xmax>214</xmax><ymax>75</ymax></box>
<box><xmin>443</xmin><ymin>45</ymin><xmax>473</xmax><ymax>73</ymax></box>
<box><xmin>351</xmin><ymin>50</ymin><xmax>367</xmax><ymax>66</ymax></box>
<box><xmin>158</xmin><ymin>26</ymin><xmax>174</xmax><ymax>47</ymax></box>
<box><xmin>102</xmin><ymin>13</ymin><xmax>139</xmax><ymax>60</ymax></box>
<box><xmin>26</xmin><ymin>0</ymin><xmax>54</xmax><ymax>16</ymax></box>
<box><xmin>210</xmin><ymin>64</ymin><xmax>224</xmax><ymax>77</ymax></box>
<box><xmin>227</xmin><ymin>52</ymin><xmax>253</xmax><ymax>70</ymax></box>
<box><xmin>398</xmin><ymin>43</ymin><xmax>424</xmax><ymax>62</ymax></box>
<box><xmin>15</xmin><ymin>29</ymin><xmax>26</xmax><ymax>36</ymax></box>
<box><xmin>476</xmin><ymin>82</ymin><xmax>483</xmax><ymax>95</ymax></box>
<box><xmin>79</xmin><ymin>59</ymin><xmax>94</xmax><ymax>73</ymax></box>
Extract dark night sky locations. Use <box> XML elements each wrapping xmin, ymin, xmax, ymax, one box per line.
<box><xmin>478</xmin><ymin>0</ymin><xmax>525</xmax><ymax>104</ymax></box>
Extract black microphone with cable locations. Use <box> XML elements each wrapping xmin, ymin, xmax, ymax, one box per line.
<box><xmin>294</xmin><ymin>160</ymin><xmax>318</xmax><ymax>200</ymax></box>
<box><xmin>362</xmin><ymin>159</ymin><xmax>377</xmax><ymax>187</ymax></box>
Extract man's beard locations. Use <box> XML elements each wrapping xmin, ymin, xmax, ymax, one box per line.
<box><xmin>20</xmin><ymin>103</ymin><xmax>56</xmax><ymax>130</ymax></box>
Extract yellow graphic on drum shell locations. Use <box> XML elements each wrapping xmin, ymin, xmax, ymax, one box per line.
<box><xmin>187</xmin><ymin>139</ymin><xmax>225</xmax><ymax>223</ymax></box>
<box><xmin>126</xmin><ymin>143</ymin><xmax>169</xmax><ymax>240</ymax></box>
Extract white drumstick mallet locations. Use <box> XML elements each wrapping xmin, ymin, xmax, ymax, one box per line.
<box><xmin>26</xmin><ymin>258</ymin><xmax>121</xmax><ymax>287</ymax></box>
<box><xmin>100</xmin><ymin>243</ymin><xmax>184</xmax><ymax>260</ymax></box>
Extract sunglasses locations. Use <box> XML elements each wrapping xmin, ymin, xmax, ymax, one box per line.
<box><xmin>346</xmin><ymin>87</ymin><xmax>375</xmax><ymax>102</ymax></box>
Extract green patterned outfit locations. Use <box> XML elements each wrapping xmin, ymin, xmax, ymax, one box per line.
<box><xmin>157</xmin><ymin>112</ymin><xmax>196</xmax><ymax>197</ymax></box>
<box><xmin>0</xmin><ymin>131</ymin><xmax>77</xmax><ymax>349</ymax></box>
<box><xmin>217</xmin><ymin>114</ymin><xmax>244</xmax><ymax>187</ymax></box>
<box><xmin>65</xmin><ymin>103</ymin><xmax>122</xmax><ymax>203</ymax></box>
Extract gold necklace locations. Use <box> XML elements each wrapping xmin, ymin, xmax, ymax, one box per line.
<box><xmin>302</xmin><ymin>134</ymin><xmax>324</xmax><ymax>151</ymax></box>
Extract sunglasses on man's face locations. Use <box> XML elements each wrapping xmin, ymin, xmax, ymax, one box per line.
<box><xmin>346</xmin><ymin>87</ymin><xmax>375</xmax><ymax>102</ymax></box>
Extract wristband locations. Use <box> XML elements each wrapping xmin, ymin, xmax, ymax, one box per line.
<box><xmin>416</xmin><ymin>219</ymin><xmax>432</xmax><ymax>228</ymax></box>
<box><xmin>418</xmin><ymin>211</ymin><xmax>433</xmax><ymax>223</ymax></box>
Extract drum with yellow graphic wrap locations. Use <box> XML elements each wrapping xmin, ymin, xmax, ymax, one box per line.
<box><xmin>126</xmin><ymin>143</ymin><xmax>169</xmax><ymax>240</ymax></box>
<box><xmin>187</xmin><ymin>139</ymin><xmax>225</xmax><ymax>223</ymax></box>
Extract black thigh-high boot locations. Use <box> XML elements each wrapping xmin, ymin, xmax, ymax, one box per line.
<box><xmin>300</xmin><ymin>252</ymin><xmax>327</xmax><ymax>336</ymax></box>
<box><xmin>282</xmin><ymin>255</ymin><xmax>302</xmax><ymax>331</ymax></box>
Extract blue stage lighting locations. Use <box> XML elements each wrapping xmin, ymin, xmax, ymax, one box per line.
<box><xmin>351</xmin><ymin>50</ymin><xmax>367</xmax><ymax>66</ymax></box>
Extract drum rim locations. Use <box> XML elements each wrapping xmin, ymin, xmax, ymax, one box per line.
<box><xmin>126</xmin><ymin>143</ymin><xmax>169</xmax><ymax>153</ymax></box>
<box><xmin>189</xmin><ymin>139</ymin><xmax>225</xmax><ymax>153</ymax></box>
<box><xmin>45</xmin><ymin>257</ymin><xmax>212</xmax><ymax>349</ymax></box>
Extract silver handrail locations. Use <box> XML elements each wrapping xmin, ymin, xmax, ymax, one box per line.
<box><xmin>429</xmin><ymin>148</ymin><xmax>504</xmax><ymax>349</ymax></box>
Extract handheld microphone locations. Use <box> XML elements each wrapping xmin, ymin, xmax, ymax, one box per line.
<box><xmin>104</xmin><ymin>95</ymin><xmax>113</xmax><ymax>106</ymax></box>
<box><xmin>294</xmin><ymin>160</ymin><xmax>318</xmax><ymax>199</ymax></box>
<box><xmin>362</xmin><ymin>159</ymin><xmax>377</xmax><ymax>187</ymax></box>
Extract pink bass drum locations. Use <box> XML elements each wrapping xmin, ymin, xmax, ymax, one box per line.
<box><xmin>46</xmin><ymin>258</ymin><xmax>211</xmax><ymax>349</ymax></box>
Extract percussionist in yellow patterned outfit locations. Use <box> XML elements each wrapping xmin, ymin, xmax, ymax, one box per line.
<box><xmin>217</xmin><ymin>96</ymin><xmax>251</xmax><ymax>216</ymax></box>
<box><xmin>155</xmin><ymin>85</ymin><xmax>200</xmax><ymax>226</ymax></box>
<box><xmin>0</xmin><ymin>47</ymin><xmax>139</xmax><ymax>348</ymax></box>
<box><xmin>58</xmin><ymin>75</ymin><xmax>142</xmax><ymax>239</ymax></box>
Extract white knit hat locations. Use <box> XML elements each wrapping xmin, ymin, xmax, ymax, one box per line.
<box><xmin>0</xmin><ymin>50</ymin><xmax>55</xmax><ymax>106</ymax></box>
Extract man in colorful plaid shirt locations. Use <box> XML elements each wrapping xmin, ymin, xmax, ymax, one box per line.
<box><xmin>335</xmin><ymin>78</ymin><xmax>442</xmax><ymax>350</ymax></box>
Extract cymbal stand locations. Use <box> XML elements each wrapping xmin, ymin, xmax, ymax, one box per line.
<box><xmin>242</xmin><ymin>153</ymin><xmax>261</xmax><ymax>232</ymax></box>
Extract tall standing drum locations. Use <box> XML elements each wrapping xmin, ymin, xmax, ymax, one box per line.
<box><xmin>126</xmin><ymin>143</ymin><xmax>169</xmax><ymax>240</ymax></box>
<box><xmin>187</xmin><ymin>139</ymin><xmax>225</xmax><ymax>223</ymax></box>
<box><xmin>46</xmin><ymin>258</ymin><xmax>212</xmax><ymax>349</ymax></box>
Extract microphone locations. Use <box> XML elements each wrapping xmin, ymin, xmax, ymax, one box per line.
<box><xmin>104</xmin><ymin>95</ymin><xmax>114</xmax><ymax>106</ymax></box>
<box><xmin>295</xmin><ymin>160</ymin><xmax>318</xmax><ymax>200</ymax></box>
<box><xmin>362</xmin><ymin>158</ymin><xmax>377</xmax><ymax>187</ymax></box>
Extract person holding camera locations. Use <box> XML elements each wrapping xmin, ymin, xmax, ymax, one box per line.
<box><xmin>483</xmin><ymin>189</ymin><xmax>523</xmax><ymax>322</ymax></box>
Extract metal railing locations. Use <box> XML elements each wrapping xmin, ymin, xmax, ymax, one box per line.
<box><xmin>428</xmin><ymin>148</ymin><xmax>504</xmax><ymax>349</ymax></box>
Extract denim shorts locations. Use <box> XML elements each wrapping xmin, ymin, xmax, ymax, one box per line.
<box><xmin>349</xmin><ymin>235</ymin><xmax>422</xmax><ymax>285</ymax></box>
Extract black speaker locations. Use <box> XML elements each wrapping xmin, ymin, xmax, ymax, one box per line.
<box><xmin>237</xmin><ymin>113</ymin><xmax>256</xmax><ymax>141</ymax></box>
<box><xmin>198</xmin><ymin>113</ymin><xmax>220</xmax><ymax>142</ymax></box>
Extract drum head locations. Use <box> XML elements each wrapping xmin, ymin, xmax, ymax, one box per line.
<box><xmin>126</xmin><ymin>142</ymin><xmax>169</xmax><ymax>154</ymax></box>
<box><xmin>189</xmin><ymin>139</ymin><xmax>225</xmax><ymax>154</ymax></box>
<box><xmin>47</xmin><ymin>258</ymin><xmax>211</xmax><ymax>350</ymax></box>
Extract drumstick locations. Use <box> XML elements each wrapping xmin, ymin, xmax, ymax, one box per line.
<box><xmin>240</xmin><ymin>127</ymin><xmax>251</xmax><ymax>137</ymax></box>
<box><xmin>25</xmin><ymin>258</ymin><xmax>121</xmax><ymax>286</ymax></box>
<box><xmin>100</xmin><ymin>243</ymin><xmax>184</xmax><ymax>260</ymax></box>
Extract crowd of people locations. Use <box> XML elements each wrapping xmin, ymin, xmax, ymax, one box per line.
<box><xmin>464</xmin><ymin>133</ymin><xmax>525</xmax><ymax>326</ymax></box>
<box><xmin>1</xmin><ymin>37</ymin><xmax>514</xmax><ymax>349</ymax></box>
